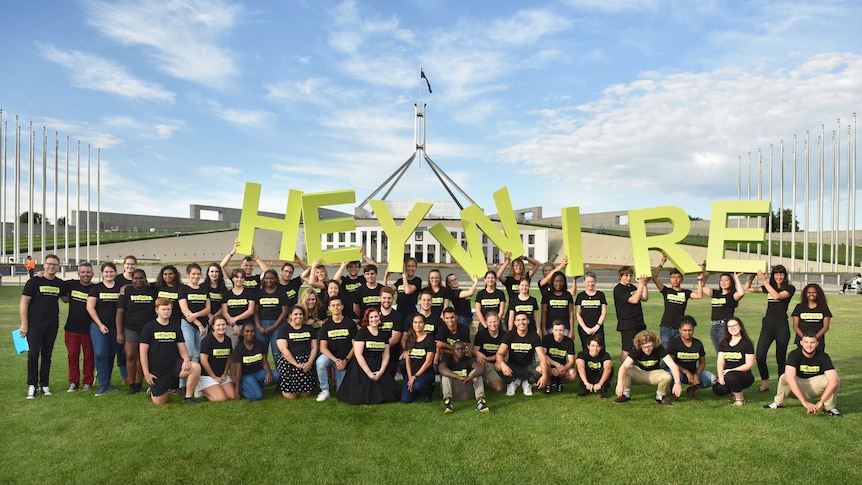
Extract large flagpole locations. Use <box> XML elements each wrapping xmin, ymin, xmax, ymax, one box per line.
<box><xmin>791</xmin><ymin>136</ymin><xmax>797</xmax><ymax>272</ymax></box>
<box><xmin>41</xmin><ymin>127</ymin><xmax>47</xmax><ymax>258</ymax></box>
<box><xmin>0</xmin><ymin>111</ymin><xmax>5</xmax><ymax>262</ymax></box>
<box><xmin>96</xmin><ymin>148</ymin><xmax>100</xmax><ymax>262</ymax></box>
<box><xmin>86</xmin><ymin>144</ymin><xmax>91</xmax><ymax>262</ymax></box>
<box><xmin>779</xmin><ymin>139</ymin><xmax>784</xmax><ymax>262</ymax></box>
<box><xmin>28</xmin><ymin>122</ymin><xmax>34</xmax><ymax>257</ymax></box>
<box><xmin>803</xmin><ymin>131</ymin><xmax>809</xmax><ymax>269</ymax></box>
<box><xmin>75</xmin><ymin>140</ymin><xmax>80</xmax><ymax>264</ymax></box>
<box><xmin>817</xmin><ymin>126</ymin><xmax>824</xmax><ymax>271</ymax></box>
<box><xmin>767</xmin><ymin>144</ymin><xmax>773</xmax><ymax>261</ymax></box>
<box><xmin>53</xmin><ymin>132</ymin><xmax>58</xmax><ymax>265</ymax></box>
<box><xmin>14</xmin><ymin>117</ymin><xmax>20</xmax><ymax>265</ymax></box>
<box><xmin>64</xmin><ymin>136</ymin><xmax>69</xmax><ymax>265</ymax></box>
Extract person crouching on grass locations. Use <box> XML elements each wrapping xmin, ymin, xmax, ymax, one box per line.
<box><xmin>538</xmin><ymin>320</ymin><xmax>577</xmax><ymax>394</ymax></box>
<box><xmin>139</xmin><ymin>298</ymin><xmax>202</xmax><ymax>405</ymax></box>
<box><xmin>614</xmin><ymin>330</ymin><xmax>682</xmax><ymax>405</ymax></box>
<box><xmin>438</xmin><ymin>341</ymin><xmax>489</xmax><ymax>413</ymax></box>
<box><xmin>495</xmin><ymin>313</ymin><xmax>550</xmax><ymax>396</ymax></box>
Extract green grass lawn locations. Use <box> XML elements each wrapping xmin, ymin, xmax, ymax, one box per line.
<box><xmin>1</xmin><ymin>285</ymin><xmax>859</xmax><ymax>484</ymax></box>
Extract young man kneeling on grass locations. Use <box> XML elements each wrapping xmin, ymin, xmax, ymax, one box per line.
<box><xmin>140</xmin><ymin>298</ymin><xmax>201</xmax><ymax>405</ymax></box>
<box><xmin>439</xmin><ymin>341</ymin><xmax>488</xmax><ymax>413</ymax></box>
<box><xmin>763</xmin><ymin>333</ymin><xmax>841</xmax><ymax>417</ymax></box>
<box><xmin>615</xmin><ymin>330</ymin><xmax>682</xmax><ymax>405</ymax></box>
<box><xmin>538</xmin><ymin>320</ymin><xmax>577</xmax><ymax>394</ymax></box>
<box><xmin>495</xmin><ymin>313</ymin><xmax>550</xmax><ymax>396</ymax></box>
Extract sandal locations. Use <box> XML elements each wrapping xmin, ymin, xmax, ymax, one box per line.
<box><xmin>732</xmin><ymin>399</ymin><xmax>745</xmax><ymax>406</ymax></box>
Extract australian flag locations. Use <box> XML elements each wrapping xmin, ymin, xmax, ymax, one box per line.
<box><xmin>421</xmin><ymin>68</ymin><xmax>432</xmax><ymax>93</ymax></box>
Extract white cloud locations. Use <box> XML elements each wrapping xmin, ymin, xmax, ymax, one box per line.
<box><xmin>83</xmin><ymin>0</ymin><xmax>242</xmax><ymax>89</ymax></box>
<box><xmin>487</xmin><ymin>9</ymin><xmax>572</xmax><ymax>45</ymax></box>
<box><xmin>564</xmin><ymin>0</ymin><xmax>659</xmax><ymax>13</ymax></box>
<box><xmin>498</xmin><ymin>52</ymin><xmax>862</xmax><ymax>213</ymax></box>
<box><xmin>38</xmin><ymin>45</ymin><xmax>175</xmax><ymax>101</ymax></box>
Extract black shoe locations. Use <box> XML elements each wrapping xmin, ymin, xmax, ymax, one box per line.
<box><xmin>655</xmin><ymin>397</ymin><xmax>673</xmax><ymax>406</ymax></box>
<box><xmin>443</xmin><ymin>399</ymin><xmax>454</xmax><ymax>414</ymax></box>
<box><xmin>182</xmin><ymin>397</ymin><xmax>200</xmax><ymax>406</ymax></box>
<box><xmin>613</xmin><ymin>395</ymin><xmax>630</xmax><ymax>404</ymax></box>
<box><xmin>556</xmin><ymin>382</ymin><xmax>564</xmax><ymax>393</ymax></box>
<box><xmin>424</xmin><ymin>393</ymin><xmax>434</xmax><ymax>403</ymax></box>
<box><xmin>577</xmin><ymin>388</ymin><xmax>590</xmax><ymax>397</ymax></box>
<box><xmin>544</xmin><ymin>385</ymin><xmax>552</xmax><ymax>395</ymax></box>
<box><xmin>600</xmin><ymin>388</ymin><xmax>609</xmax><ymax>399</ymax></box>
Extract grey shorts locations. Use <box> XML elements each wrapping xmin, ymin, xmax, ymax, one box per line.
<box><xmin>123</xmin><ymin>327</ymin><xmax>141</xmax><ymax>342</ymax></box>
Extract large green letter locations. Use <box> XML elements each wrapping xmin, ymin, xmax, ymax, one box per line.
<box><xmin>706</xmin><ymin>200</ymin><xmax>770</xmax><ymax>273</ymax></box>
<box><xmin>629</xmin><ymin>206</ymin><xmax>700</xmax><ymax>277</ymax></box>
<box><xmin>560</xmin><ymin>207</ymin><xmax>584</xmax><ymax>277</ymax></box>
<box><xmin>237</xmin><ymin>182</ymin><xmax>303</xmax><ymax>260</ymax></box>
<box><xmin>302</xmin><ymin>190</ymin><xmax>359</xmax><ymax>264</ymax></box>
<box><xmin>369</xmin><ymin>200</ymin><xmax>432</xmax><ymax>273</ymax></box>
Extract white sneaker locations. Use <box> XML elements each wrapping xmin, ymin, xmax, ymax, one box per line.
<box><xmin>26</xmin><ymin>385</ymin><xmax>37</xmax><ymax>399</ymax></box>
<box><xmin>41</xmin><ymin>386</ymin><xmax>52</xmax><ymax>396</ymax></box>
<box><xmin>506</xmin><ymin>382</ymin><xmax>517</xmax><ymax>396</ymax></box>
<box><xmin>316</xmin><ymin>389</ymin><xmax>330</xmax><ymax>402</ymax></box>
<box><xmin>67</xmin><ymin>383</ymin><xmax>78</xmax><ymax>392</ymax></box>
<box><xmin>522</xmin><ymin>381</ymin><xmax>533</xmax><ymax>396</ymax></box>
<box><xmin>394</xmin><ymin>373</ymin><xmax>403</xmax><ymax>381</ymax></box>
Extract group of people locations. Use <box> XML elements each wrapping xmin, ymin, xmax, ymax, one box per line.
<box><xmin>18</xmin><ymin>245</ymin><xmax>842</xmax><ymax>417</ymax></box>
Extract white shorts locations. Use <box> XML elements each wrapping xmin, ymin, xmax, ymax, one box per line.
<box><xmin>198</xmin><ymin>374</ymin><xmax>233</xmax><ymax>391</ymax></box>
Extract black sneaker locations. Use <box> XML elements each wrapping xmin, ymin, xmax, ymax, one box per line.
<box><xmin>655</xmin><ymin>397</ymin><xmax>673</xmax><ymax>406</ymax></box>
<box><xmin>544</xmin><ymin>385</ymin><xmax>552</xmax><ymax>395</ymax></box>
<box><xmin>577</xmin><ymin>388</ymin><xmax>590</xmax><ymax>397</ymax></box>
<box><xmin>182</xmin><ymin>397</ymin><xmax>200</xmax><ymax>406</ymax></box>
<box><xmin>763</xmin><ymin>402</ymin><xmax>783</xmax><ymax>409</ymax></box>
<box><xmin>444</xmin><ymin>399</ymin><xmax>454</xmax><ymax>414</ymax></box>
<box><xmin>823</xmin><ymin>408</ymin><xmax>843</xmax><ymax>417</ymax></box>
<box><xmin>600</xmin><ymin>388</ymin><xmax>609</xmax><ymax>399</ymax></box>
<box><xmin>613</xmin><ymin>395</ymin><xmax>630</xmax><ymax>404</ymax></box>
<box><xmin>476</xmin><ymin>399</ymin><xmax>489</xmax><ymax>413</ymax></box>
<box><xmin>556</xmin><ymin>382</ymin><xmax>564</xmax><ymax>393</ymax></box>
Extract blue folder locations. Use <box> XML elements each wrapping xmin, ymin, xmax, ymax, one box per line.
<box><xmin>12</xmin><ymin>330</ymin><xmax>28</xmax><ymax>355</ymax></box>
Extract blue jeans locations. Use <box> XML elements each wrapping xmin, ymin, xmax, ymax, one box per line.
<box><xmin>401</xmin><ymin>372</ymin><xmax>435</xmax><ymax>403</ymax></box>
<box><xmin>456</xmin><ymin>315</ymin><xmax>472</xmax><ymax>330</ymax></box>
<box><xmin>90</xmin><ymin>322</ymin><xmax>118</xmax><ymax>388</ymax></box>
<box><xmin>180</xmin><ymin>320</ymin><xmax>203</xmax><ymax>387</ymax></box>
<box><xmin>316</xmin><ymin>354</ymin><xmax>348</xmax><ymax>392</ymax></box>
<box><xmin>660</xmin><ymin>327</ymin><xmax>680</xmax><ymax>349</ymax></box>
<box><xmin>709</xmin><ymin>321</ymin><xmax>726</xmax><ymax>354</ymax></box>
<box><xmin>669</xmin><ymin>368</ymin><xmax>717</xmax><ymax>388</ymax></box>
<box><xmin>240</xmin><ymin>368</ymin><xmax>281</xmax><ymax>401</ymax></box>
<box><xmin>255</xmin><ymin>319</ymin><xmax>281</xmax><ymax>362</ymax></box>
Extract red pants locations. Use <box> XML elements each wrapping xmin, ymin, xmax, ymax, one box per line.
<box><xmin>65</xmin><ymin>331</ymin><xmax>95</xmax><ymax>386</ymax></box>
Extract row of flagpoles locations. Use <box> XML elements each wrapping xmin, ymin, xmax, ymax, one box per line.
<box><xmin>0</xmin><ymin>109</ymin><xmax>101</xmax><ymax>266</ymax></box>
<box><xmin>738</xmin><ymin>113</ymin><xmax>858</xmax><ymax>273</ymax></box>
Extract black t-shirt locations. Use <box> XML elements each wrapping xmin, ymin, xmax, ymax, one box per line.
<box><xmin>473</xmin><ymin>327</ymin><xmax>506</xmax><ymax>358</ymax></box>
<box><xmin>354</xmin><ymin>283</ymin><xmax>382</xmax><ymax>317</ymax></box>
<box><xmin>422</xmin><ymin>314</ymin><xmax>442</xmax><ymax>336</ymax></box>
<box><xmin>394</xmin><ymin>275</ymin><xmax>422</xmax><ymax>316</ymax></box>
<box><xmin>509</xmin><ymin>295</ymin><xmax>539</xmax><ymax>333</ymax></box>
<box><xmin>242</xmin><ymin>274</ymin><xmax>261</xmax><ymax>291</ymax></box>
<box><xmin>256</xmin><ymin>287</ymin><xmax>287</xmax><ymax>321</ymax></box>
<box><xmin>64</xmin><ymin>280</ymin><xmax>92</xmax><ymax>334</ymax></box>
<box><xmin>279</xmin><ymin>277</ymin><xmax>303</xmax><ymax>308</ymax></box>
<box><xmin>659</xmin><ymin>287</ymin><xmax>692</xmax><ymax>329</ymax></box>
<box><xmin>577</xmin><ymin>349</ymin><xmax>612</xmax><ymax>383</ymax></box>
<box><xmin>89</xmin><ymin>282</ymin><xmax>121</xmax><ymax>327</ymax></box>
<box><xmin>223</xmin><ymin>288</ymin><xmax>256</xmax><ymax>325</ymax></box>
<box><xmin>355</xmin><ymin>327</ymin><xmax>388</xmax><ymax>366</ymax></box>
<box><xmin>200</xmin><ymin>333</ymin><xmax>232</xmax><ymax>377</ymax></box>
<box><xmin>666</xmin><ymin>337</ymin><xmax>706</xmax><ymax>374</ymax></box>
<box><xmin>140</xmin><ymin>319</ymin><xmax>183</xmax><ymax>374</ymax></box>
<box><xmin>791</xmin><ymin>303</ymin><xmax>832</xmax><ymax>336</ymax></box>
<box><xmin>233</xmin><ymin>338</ymin><xmax>267</xmax><ymax>375</ymax></box>
<box><xmin>118</xmin><ymin>285</ymin><xmax>157</xmax><ymax>332</ymax></box>
<box><xmin>628</xmin><ymin>345</ymin><xmax>666</xmax><ymax>371</ymax></box>
<box><xmin>424</xmin><ymin>286</ymin><xmax>448</xmax><ymax>318</ymax></box>
<box><xmin>710</xmin><ymin>292</ymin><xmax>738</xmax><ymax>321</ymax></box>
<box><xmin>614</xmin><ymin>283</ymin><xmax>645</xmax><ymax>330</ymax></box>
<box><xmin>340</xmin><ymin>275</ymin><xmax>366</xmax><ymax>319</ymax></box>
<box><xmin>786</xmin><ymin>347</ymin><xmax>834</xmax><ymax>379</ymax></box>
<box><xmin>207</xmin><ymin>285</ymin><xmax>225</xmax><ymax>318</ymax></box>
<box><xmin>502</xmin><ymin>276</ymin><xmax>528</xmax><ymax>303</ymax></box>
<box><xmin>720</xmin><ymin>339</ymin><xmax>755</xmax><ymax>370</ymax></box>
<box><xmin>318</xmin><ymin>317</ymin><xmax>357</xmax><ymax>360</ymax></box>
<box><xmin>541</xmin><ymin>333</ymin><xmax>575</xmax><ymax>365</ymax></box>
<box><xmin>450</xmin><ymin>287</ymin><xmax>472</xmax><ymax>318</ymax></box>
<box><xmin>542</xmin><ymin>292</ymin><xmax>573</xmax><ymax>330</ymax></box>
<box><xmin>179</xmin><ymin>284</ymin><xmax>209</xmax><ymax>318</ymax></box>
<box><xmin>762</xmin><ymin>285</ymin><xmax>796</xmax><ymax>323</ymax></box>
<box><xmin>406</xmin><ymin>335</ymin><xmax>436</xmax><ymax>373</ymax></box>
<box><xmin>501</xmin><ymin>330</ymin><xmax>542</xmax><ymax>367</ymax></box>
<box><xmin>441</xmin><ymin>354</ymin><xmax>476</xmax><ymax>377</ymax></box>
<box><xmin>380</xmin><ymin>310</ymin><xmax>404</xmax><ymax>342</ymax></box>
<box><xmin>23</xmin><ymin>275</ymin><xmax>67</xmax><ymax>329</ymax></box>
<box><xmin>435</xmin><ymin>324</ymin><xmax>470</xmax><ymax>347</ymax></box>
<box><xmin>155</xmin><ymin>284</ymin><xmax>181</xmax><ymax>323</ymax></box>
<box><xmin>476</xmin><ymin>288</ymin><xmax>506</xmax><ymax>321</ymax></box>
<box><xmin>575</xmin><ymin>291</ymin><xmax>606</xmax><ymax>326</ymax></box>
<box><xmin>277</xmin><ymin>323</ymin><xmax>316</xmax><ymax>356</ymax></box>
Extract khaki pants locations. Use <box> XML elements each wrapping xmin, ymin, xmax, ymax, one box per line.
<box><xmin>623</xmin><ymin>366</ymin><xmax>671</xmax><ymax>396</ymax></box>
<box><xmin>774</xmin><ymin>373</ymin><xmax>839</xmax><ymax>409</ymax></box>
<box><xmin>442</xmin><ymin>375</ymin><xmax>485</xmax><ymax>401</ymax></box>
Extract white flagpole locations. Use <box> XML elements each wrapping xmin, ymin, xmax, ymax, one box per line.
<box><xmin>75</xmin><ymin>140</ymin><xmax>80</xmax><ymax>264</ymax></box>
<box><xmin>779</xmin><ymin>139</ymin><xmax>784</xmax><ymax>262</ymax></box>
<box><xmin>41</xmin><ymin>127</ymin><xmax>47</xmax><ymax>258</ymax></box>
<box><xmin>791</xmin><ymin>135</ymin><xmax>797</xmax><ymax>272</ymax></box>
<box><xmin>737</xmin><ymin>155</ymin><xmax>742</xmax><ymax>256</ymax></box>
<box><xmin>86</xmin><ymin>144</ymin><xmax>91</xmax><ymax>262</ymax></box>
<box><xmin>833</xmin><ymin>122</ymin><xmax>839</xmax><ymax>272</ymax></box>
<box><xmin>768</xmin><ymin>144</ymin><xmax>773</xmax><ymax>262</ymax></box>
<box><xmin>758</xmin><ymin>148</ymin><xmax>763</xmax><ymax>259</ymax></box>
<box><xmin>96</xmin><ymin>148</ymin><xmax>100</xmax><ymax>262</ymax></box>
<box><xmin>14</xmin><ymin>117</ymin><xmax>20</xmax><ymax>265</ymax></box>
<box><xmin>28</xmin><ymin>122</ymin><xmax>34</xmax><ymax>257</ymax></box>
<box><xmin>65</xmin><ymin>136</ymin><xmax>69</xmax><ymax>265</ymax></box>
<box><xmin>747</xmin><ymin>152</ymin><xmax>752</xmax><ymax>259</ymax></box>
<box><xmin>846</xmin><ymin>123</ymin><xmax>851</xmax><ymax>268</ymax></box>
<box><xmin>0</xmin><ymin>112</ymin><xmax>5</xmax><ymax>261</ymax></box>
<box><xmin>53</xmin><ymin>132</ymin><xmax>58</xmax><ymax>266</ymax></box>
<box><xmin>853</xmin><ymin>113</ymin><xmax>857</xmax><ymax>268</ymax></box>
<box><xmin>803</xmin><ymin>131</ymin><xmax>809</xmax><ymax>269</ymax></box>
<box><xmin>817</xmin><ymin>126</ymin><xmax>824</xmax><ymax>272</ymax></box>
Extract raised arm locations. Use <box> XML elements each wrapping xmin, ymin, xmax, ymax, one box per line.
<box><xmin>651</xmin><ymin>254</ymin><xmax>667</xmax><ymax>292</ymax></box>
<box><xmin>220</xmin><ymin>238</ymin><xmax>240</xmax><ymax>274</ymax></box>
<box><xmin>539</xmin><ymin>256</ymin><xmax>568</xmax><ymax>287</ymax></box>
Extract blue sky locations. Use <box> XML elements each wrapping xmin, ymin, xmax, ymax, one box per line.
<box><xmin>1</xmin><ymin>0</ymin><xmax>861</xmax><ymax>225</ymax></box>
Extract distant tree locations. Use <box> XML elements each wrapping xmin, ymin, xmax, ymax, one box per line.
<box><xmin>767</xmin><ymin>208</ymin><xmax>799</xmax><ymax>233</ymax></box>
<box><xmin>688</xmin><ymin>215</ymin><xmax>704</xmax><ymax>221</ymax></box>
<box><xmin>19</xmin><ymin>212</ymin><xmax>44</xmax><ymax>224</ymax></box>
<box><xmin>57</xmin><ymin>216</ymin><xmax>66</xmax><ymax>226</ymax></box>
